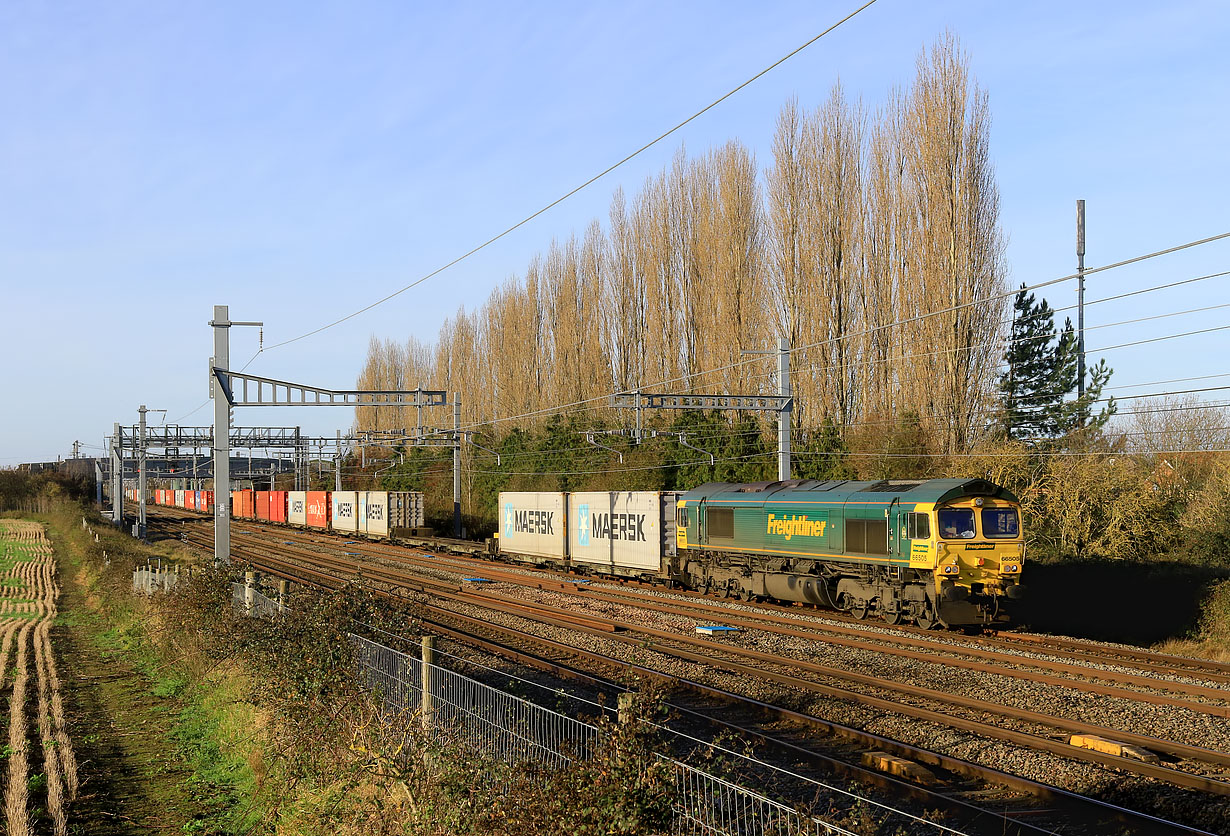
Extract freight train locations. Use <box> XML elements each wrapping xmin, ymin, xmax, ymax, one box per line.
<box><xmin>139</xmin><ymin>489</ymin><xmax>427</xmax><ymax>539</ymax></box>
<box><xmin>497</xmin><ymin>478</ymin><xmax>1024</xmax><ymax>628</ymax></box>
<box><xmin>135</xmin><ymin>476</ymin><xmax>1024</xmax><ymax>628</ymax></box>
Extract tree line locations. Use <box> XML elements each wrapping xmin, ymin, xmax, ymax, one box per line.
<box><xmin>351</xmin><ymin>33</ymin><xmax>1230</xmax><ymax>564</ymax></box>
<box><xmin>357</xmin><ymin>33</ymin><xmax>1005</xmax><ymax>454</ymax></box>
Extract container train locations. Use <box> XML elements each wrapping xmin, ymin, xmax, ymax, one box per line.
<box><xmin>497</xmin><ymin>478</ymin><xmax>1024</xmax><ymax>628</ymax></box>
<box><xmin>134</xmin><ymin>476</ymin><xmax>1024</xmax><ymax>628</ymax></box>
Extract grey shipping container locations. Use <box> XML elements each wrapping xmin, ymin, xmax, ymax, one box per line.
<box><xmin>497</xmin><ymin>492</ymin><xmax>567</xmax><ymax>560</ymax></box>
<box><xmin>567</xmin><ymin>491</ymin><xmax>679</xmax><ymax>573</ymax></box>
<box><xmin>387</xmin><ymin>491</ymin><xmax>425</xmax><ymax>533</ymax></box>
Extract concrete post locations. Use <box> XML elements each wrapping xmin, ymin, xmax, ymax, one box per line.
<box><xmin>420</xmin><ymin>635</ymin><xmax>436</xmax><ymax>730</ymax></box>
<box><xmin>138</xmin><ymin>404</ymin><xmax>148</xmax><ymax>540</ymax></box>
<box><xmin>212</xmin><ymin>305</ymin><xmax>232</xmax><ymax>564</ymax></box>
<box><xmin>452</xmin><ymin>393</ymin><xmax>461</xmax><ymax>538</ymax></box>
<box><xmin>244</xmin><ymin>569</ymin><xmax>256</xmax><ymax>615</ymax></box>
<box><xmin>112</xmin><ymin>423</ymin><xmax>123</xmax><ymax>525</ymax></box>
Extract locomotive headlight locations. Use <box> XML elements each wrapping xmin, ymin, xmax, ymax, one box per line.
<box><xmin>1001</xmin><ymin>563</ymin><xmax>1021</xmax><ymax>574</ymax></box>
<box><xmin>941</xmin><ymin>564</ymin><xmax>961</xmax><ymax>575</ymax></box>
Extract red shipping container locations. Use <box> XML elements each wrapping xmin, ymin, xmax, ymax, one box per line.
<box><xmin>305</xmin><ymin>491</ymin><xmax>330</xmax><ymax>528</ymax></box>
<box><xmin>268</xmin><ymin>490</ymin><xmax>288</xmax><ymax>523</ymax></box>
<box><xmin>256</xmin><ymin>491</ymin><xmax>271</xmax><ymax>521</ymax></box>
<box><xmin>185</xmin><ymin>492</ymin><xmax>195</xmax><ymax>510</ymax></box>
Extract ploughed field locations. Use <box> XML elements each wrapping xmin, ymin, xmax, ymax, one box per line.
<box><xmin>0</xmin><ymin>521</ymin><xmax>77</xmax><ymax>836</ymax></box>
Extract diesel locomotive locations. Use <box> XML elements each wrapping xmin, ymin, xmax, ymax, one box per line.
<box><xmin>674</xmin><ymin>477</ymin><xmax>1024</xmax><ymax>628</ymax></box>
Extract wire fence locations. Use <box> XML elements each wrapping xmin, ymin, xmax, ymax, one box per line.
<box><xmin>669</xmin><ymin>759</ymin><xmax>859</xmax><ymax>836</ymax></box>
<box><xmin>351</xmin><ymin>634</ymin><xmax>599</xmax><ymax>770</ymax></box>
<box><xmin>349</xmin><ymin>634</ymin><xmax>900</xmax><ymax>836</ymax></box>
<box><xmin>229</xmin><ymin>581</ymin><xmax>284</xmax><ymax>618</ymax></box>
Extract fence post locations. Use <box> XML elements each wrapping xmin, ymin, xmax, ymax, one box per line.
<box><xmin>244</xmin><ymin>570</ymin><xmax>256</xmax><ymax>616</ymax></box>
<box><xmin>277</xmin><ymin>579</ymin><xmax>289</xmax><ymax>613</ymax></box>
<box><xmin>421</xmin><ymin>635</ymin><xmax>435</xmax><ymax>731</ymax></box>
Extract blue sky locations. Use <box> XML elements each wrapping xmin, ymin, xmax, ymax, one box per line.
<box><xmin>2</xmin><ymin>0</ymin><xmax>1228</xmax><ymax>462</ymax></box>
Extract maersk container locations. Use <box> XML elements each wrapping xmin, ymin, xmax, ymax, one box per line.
<box><xmin>497</xmin><ymin>492</ymin><xmax>567</xmax><ymax>560</ymax></box>
<box><xmin>288</xmin><ymin>491</ymin><xmax>307</xmax><ymax>526</ymax></box>
<box><xmin>332</xmin><ymin>491</ymin><xmax>360</xmax><ymax>533</ymax></box>
<box><xmin>567</xmin><ymin>491</ymin><xmax>679</xmax><ymax>573</ymax></box>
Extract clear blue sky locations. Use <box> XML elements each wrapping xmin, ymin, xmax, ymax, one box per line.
<box><xmin>2</xmin><ymin>0</ymin><xmax>1228</xmax><ymax>463</ymax></box>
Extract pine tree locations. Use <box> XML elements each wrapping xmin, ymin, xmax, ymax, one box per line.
<box><xmin>999</xmin><ymin>285</ymin><xmax>1057</xmax><ymax>439</ymax></box>
<box><xmin>1052</xmin><ymin>319</ymin><xmax>1116</xmax><ymax>434</ymax></box>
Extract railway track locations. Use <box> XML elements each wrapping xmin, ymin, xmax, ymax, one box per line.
<box><xmin>206</xmin><ymin>513</ymin><xmax>1230</xmax><ymax>709</ymax></box>
<box><xmin>149</xmin><ymin>507</ymin><xmax>1228</xmax><ymax>833</ymax></box>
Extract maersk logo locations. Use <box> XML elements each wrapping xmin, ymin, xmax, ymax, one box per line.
<box><xmin>577</xmin><ymin>504</ymin><xmax>590</xmax><ymax>545</ymax></box>
<box><xmin>588</xmin><ymin>512</ymin><xmax>647</xmax><ymax>543</ymax></box>
<box><xmin>506</xmin><ymin>507</ymin><xmax>555</xmax><ymax>535</ymax></box>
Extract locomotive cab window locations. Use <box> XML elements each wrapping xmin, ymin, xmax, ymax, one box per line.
<box><xmin>707</xmin><ymin>507</ymin><xmax>734</xmax><ymax>538</ymax></box>
<box><xmin>938</xmin><ymin>508</ymin><xmax>976</xmax><ymax>539</ymax></box>
<box><xmin>982</xmin><ymin>508</ymin><xmax>1019</xmax><ymax>538</ymax></box>
<box><xmin>906</xmin><ymin>512</ymin><xmax>930</xmax><ymax>540</ymax></box>
<box><xmin>677</xmin><ymin>507</ymin><xmax>691</xmax><ymax>528</ymax></box>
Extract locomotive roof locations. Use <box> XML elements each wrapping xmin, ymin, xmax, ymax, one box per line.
<box><xmin>682</xmin><ymin>477</ymin><xmax>1018</xmax><ymax>506</ymax></box>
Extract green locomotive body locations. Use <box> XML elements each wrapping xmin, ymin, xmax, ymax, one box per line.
<box><xmin>674</xmin><ymin>477</ymin><xmax>1024</xmax><ymax>628</ymax></box>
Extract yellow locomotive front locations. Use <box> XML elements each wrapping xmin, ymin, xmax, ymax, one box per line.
<box><xmin>909</xmin><ymin>494</ymin><xmax>1024</xmax><ymax>625</ymax></box>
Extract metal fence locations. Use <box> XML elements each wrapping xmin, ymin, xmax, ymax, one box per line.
<box><xmin>351</xmin><ymin>634</ymin><xmax>599</xmax><ymax>770</ymax></box>
<box><xmin>668</xmin><ymin>759</ymin><xmax>858</xmax><ymax>836</ymax></box>
<box><xmin>347</xmin><ymin>634</ymin><xmax>878</xmax><ymax>836</ymax></box>
<box><xmin>229</xmin><ymin>581</ymin><xmax>284</xmax><ymax>618</ymax></box>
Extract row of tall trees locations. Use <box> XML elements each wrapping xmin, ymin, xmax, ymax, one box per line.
<box><xmin>357</xmin><ymin>33</ymin><xmax>1008</xmax><ymax>456</ymax></box>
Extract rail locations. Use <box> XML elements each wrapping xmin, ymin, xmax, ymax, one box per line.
<box><xmin>350</xmin><ymin>633</ymin><xmax>923</xmax><ymax>836</ymax></box>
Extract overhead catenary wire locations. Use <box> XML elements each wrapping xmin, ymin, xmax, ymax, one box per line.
<box><xmin>257</xmin><ymin>0</ymin><xmax>881</xmax><ymax>354</ymax></box>
<box><xmin>770</xmin><ymin>299</ymin><xmax>1230</xmax><ymax>387</ymax></box>
<box><xmin>366</xmin><ymin>379</ymin><xmax>1230</xmax><ymax>469</ymax></box>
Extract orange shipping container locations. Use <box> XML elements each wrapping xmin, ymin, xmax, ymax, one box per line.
<box><xmin>305</xmin><ymin>491</ymin><xmax>330</xmax><ymax>528</ymax></box>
